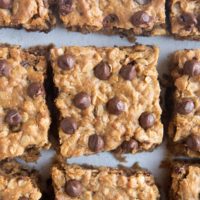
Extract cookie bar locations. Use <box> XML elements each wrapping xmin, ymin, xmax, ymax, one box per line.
<box><xmin>51</xmin><ymin>45</ymin><xmax>163</xmax><ymax>158</ymax></box>
<box><xmin>170</xmin><ymin>162</ymin><xmax>200</xmax><ymax>200</ymax></box>
<box><xmin>58</xmin><ymin>0</ymin><xmax>166</xmax><ymax>38</ymax></box>
<box><xmin>0</xmin><ymin>44</ymin><xmax>51</xmax><ymax>161</ymax></box>
<box><xmin>51</xmin><ymin>162</ymin><xmax>160</xmax><ymax>200</ymax></box>
<box><xmin>0</xmin><ymin>0</ymin><xmax>56</xmax><ymax>32</ymax></box>
<box><xmin>170</xmin><ymin>0</ymin><xmax>200</xmax><ymax>40</ymax></box>
<box><xmin>0</xmin><ymin>159</ymin><xmax>41</xmax><ymax>200</ymax></box>
<box><xmin>168</xmin><ymin>49</ymin><xmax>200</xmax><ymax>158</ymax></box>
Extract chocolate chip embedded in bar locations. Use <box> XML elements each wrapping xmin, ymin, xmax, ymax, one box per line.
<box><xmin>57</xmin><ymin>0</ymin><xmax>166</xmax><ymax>38</ymax></box>
<box><xmin>0</xmin><ymin>0</ymin><xmax>56</xmax><ymax>32</ymax></box>
<box><xmin>0</xmin><ymin>44</ymin><xmax>51</xmax><ymax>161</ymax></box>
<box><xmin>170</xmin><ymin>0</ymin><xmax>200</xmax><ymax>40</ymax></box>
<box><xmin>168</xmin><ymin>49</ymin><xmax>200</xmax><ymax>158</ymax></box>
<box><xmin>170</xmin><ymin>162</ymin><xmax>200</xmax><ymax>200</ymax></box>
<box><xmin>0</xmin><ymin>159</ymin><xmax>42</xmax><ymax>200</ymax></box>
<box><xmin>50</xmin><ymin>45</ymin><xmax>163</xmax><ymax>158</ymax></box>
<box><xmin>51</xmin><ymin>162</ymin><xmax>160</xmax><ymax>200</ymax></box>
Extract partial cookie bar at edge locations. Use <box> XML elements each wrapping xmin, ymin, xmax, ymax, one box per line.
<box><xmin>51</xmin><ymin>162</ymin><xmax>160</xmax><ymax>200</ymax></box>
<box><xmin>0</xmin><ymin>0</ymin><xmax>56</xmax><ymax>32</ymax></box>
<box><xmin>170</xmin><ymin>162</ymin><xmax>200</xmax><ymax>200</ymax></box>
<box><xmin>51</xmin><ymin>45</ymin><xmax>163</xmax><ymax>158</ymax></box>
<box><xmin>168</xmin><ymin>49</ymin><xmax>200</xmax><ymax>158</ymax></box>
<box><xmin>170</xmin><ymin>0</ymin><xmax>200</xmax><ymax>40</ymax></box>
<box><xmin>0</xmin><ymin>159</ymin><xmax>42</xmax><ymax>200</ymax></box>
<box><xmin>58</xmin><ymin>0</ymin><xmax>166</xmax><ymax>39</ymax></box>
<box><xmin>0</xmin><ymin>44</ymin><xmax>51</xmax><ymax>161</ymax></box>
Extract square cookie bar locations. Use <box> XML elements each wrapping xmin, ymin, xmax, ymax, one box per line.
<box><xmin>170</xmin><ymin>0</ymin><xmax>200</xmax><ymax>40</ymax></box>
<box><xmin>58</xmin><ymin>0</ymin><xmax>166</xmax><ymax>38</ymax></box>
<box><xmin>51</xmin><ymin>45</ymin><xmax>163</xmax><ymax>158</ymax></box>
<box><xmin>168</xmin><ymin>49</ymin><xmax>200</xmax><ymax>158</ymax></box>
<box><xmin>0</xmin><ymin>159</ymin><xmax>41</xmax><ymax>200</ymax></box>
<box><xmin>51</xmin><ymin>162</ymin><xmax>160</xmax><ymax>200</ymax></box>
<box><xmin>0</xmin><ymin>0</ymin><xmax>56</xmax><ymax>32</ymax></box>
<box><xmin>170</xmin><ymin>162</ymin><xmax>200</xmax><ymax>200</ymax></box>
<box><xmin>0</xmin><ymin>44</ymin><xmax>51</xmax><ymax>161</ymax></box>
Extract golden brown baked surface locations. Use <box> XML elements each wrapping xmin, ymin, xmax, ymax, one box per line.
<box><xmin>51</xmin><ymin>45</ymin><xmax>163</xmax><ymax>158</ymax></box>
<box><xmin>58</xmin><ymin>0</ymin><xmax>166</xmax><ymax>37</ymax></box>
<box><xmin>170</xmin><ymin>162</ymin><xmax>200</xmax><ymax>200</ymax></box>
<box><xmin>51</xmin><ymin>162</ymin><xmax>160</xmax><ymax>200</ymax></box>
<box><xmin>0</xmin><ymin>159</ymin><xmax>41</xmax><ymax>200</ymax></box>
<box><xmin>0</xmin><ymin>44</ymin><xmax>50</xmax><ymax>161</ymax></box>
<box><xmin>168</xmin><ymin>49</ymin><xmax>200</xmax><ymax>158</ymax></box>
<box><xmin>170</xmin><ymin>0</ymin><xmax>200</xmax><ymax>40</ymax></box>
<box><xmin>0</xmin><ymin>0</ymin><xmax>56</xmax><ymax>32</ymax></box>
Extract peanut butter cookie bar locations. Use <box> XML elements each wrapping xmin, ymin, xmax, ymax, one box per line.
<box><xmin>170</xmin><ymin>162</ymin><xmax>200</xmax><ymax>200</ymax></box>
<box><xmin>58</xmin><ymin>0</ymin><xmax>166</xmax><ymax>39</ymax></box>
<box><xmin>51</xmin><ymin>45</ymin><xmax>163</xmax><ymax>158</ymax></box>
<box><xmin>0</xmin><ymin>159</ymin><xmax>42</xmax><ymax>200</ymax></box>
<box><xmin>0</xmin><ymin>44</ymin><xmax>51</xmax><ymax>161</ymax></box>
<box><xmin>51</xmin><ymin>162</ymin><xmax>160</xmax><ymax>200</ymax></box>
<box><xmin>170</xmin><ymin>0</ymin><xmax>200</xmax><ymax>40</ymax></box>
<box><xmin>168</xmin><ymin>49</ymin><xmax>200</xmax><ymax>158</ymax></box>
<box><xmin>0</xmin><ymin>0</ymin><xmax>56</xmax><ymax>32</ymax></box>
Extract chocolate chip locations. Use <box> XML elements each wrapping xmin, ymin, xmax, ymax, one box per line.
<box><xmin>139</xmin><ymin>112</ymin><xmax>155</xmax><ymax>129</ymax></box>
<box><xmin>27</xmin><ymin>82</ymin><xmax>44</xmax><ymax>98</ymax></box>
<box><xmin>130</xmin><ymin>11</ymin><xmax>152</xmax><ymax>26</ymax></box>
<box><xmin>88</xmin><ymin>134</ymin><xmax>104</xmax><ymax>152</ymax></box>
<box><xmin>177</xmin><ymin>99</ymin><xmax>194</xmax><ymax>115</ymax></box>
<box><xmin>121</xmin><ymin>139</ymin><xmax>139</xmax><ymax>152</ymax></box>
<box><xmin>0</xmin><ymin>60</ymin><xmax>10</xmax><ymax>77</ymax></box>
<box><xmin>178</xmin><ymin>13</ymin><xmax>197</xmax><ymax>27</ymax></box>
<box><xmin>106</xmin><ymin>97</ymin><xmax>125</xmax><ymax>115</ymax></box>
<box><xmin>186</xmin><ymin>135</ymin><xmax>200</xmax><ymax>152</ymax></box>
<box><xmin>60</xmin><ymin>117</ymin><xmax>77</xmax><ymax>134</ymax></box>
<box><xmin>103</xmin><ymin>14</ymin><xmax>119</xmax><ymax>27</ymax></box>
<box><xmin>119</xmin><ymin>63</ymin><xmax>136</xmax><ymax>80</ymax></box>
<box><xmin>134</xmin><ymin>0</ymin><xmax>151</xmax><ymax>5</ymax></box>
<box><xmin>5</xmin><ymin>109</ymin><xmax>22</xmax><ymax>126</ymax></box>
<box><xmin>65</xmin><ymin>180</ymin><xmax>82</xmax><ymax>197</ymax></box>
<box><xmin>94</xmin><ymin>61</ymin><xmax>111</xmax><ymax>80</ymax></box>
<box><xmin>183</xmin><ymin>60</ymin><xmax>200</xmax><ymax>76</ymax></box>
<box><xmin>0</xmin><ymin>0</ymin><xmax>12</xmax><ymax>9</ymax></box>
<box><xmin>73</xmin><ymin>92</ymin><xmax>91</xmax><ymax>110</ymax></box>
<box><xmin>59</xmin><ymin>0</ymin><xmax>73</xmax><ymax>16</ymax></box>
<box><xmin>57</xmin><ymin>54</ymin><xmax>75</xmax><ymax>71</ymax></box>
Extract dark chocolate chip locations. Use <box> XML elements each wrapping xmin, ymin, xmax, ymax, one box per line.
<box><xmin>88</xmin><ymin>134</ymin><xmax>104</xmax><ymax>152</ymax></box>
<box><xmin>183</xmin><ymin>60</ymin><xmax>200</xmax><ymax>76</ymax></box>
<box><xmin>65</xmin><ymin>180</ymin><xmax>82</xmax><ymax>197</ymax></box>
<box><xmin>5</xmin><ymin>109</ymin><xmax>22</xmax><ymax>126</ymax></box>
<box><xmin>60</xmin><ymin>117</ymin><xmax>77</xmax><ymax>134</ymax></box>
<box><xmin>59</xmin><ymin>0</ymin><xmax>73</xmax><ymax>16</ymax></box>
<box><xmin>0</xmin><ymin>60</ymin><xmax>10</xmax><ymax>77</ymax></box>
<box><xmin>119</xmin><ymin>63</ymin><xmax>136</xmax><ymax>80</ymax></box>
<box><xmin>106</xmin><ymin>97</ymin><xmax>125</xmax><ymax>115</ymax></box>
<box><xmin>177</xmin><ymin>99</ymin><xmax>194</xmax><ymax>115</ymax></box>
<box><xmin>57</xmin><ymin>54</ymin><xmax>75</xmax><ymax>71</ymax></box>
<box><xmin>139</xmin><ymin>112</ymin><xmax>155</xmax><ymax>129</ymax></box>
<box><xmin>103</xmin><ymin>14</ymin><xmax>119</xmax><ymax>27</ymax></box>
<box><xmin>178</xmin><ymin>13</ymin><xmax>197</xmax><ymax>27</ymax></box>
<box><xmin>0</xmin><ymin>0</ymin><xmax>12</xmax><ymax>9</ymax></box>
<box><xmin>130</xmin><ymin>11</ymin><xmax>152</xmax><ymax>26</ymax></box>
<box><xmin>134</xmin><ymin>0</ymin><xmax>151</xmax><ymax>5</ymax></box>
<box><xmin>121</xmin><ymin>139</ymin><xmax>139</xmax><ymax>152</ymax></box>
<box><xmin>18</xmin><ymin>197</ymin><xmax>29</xmax><ymax>200</ymax></box>
<box><xmin>186</xmin><ymin>135</ymin><xmax>200</xmax><ymax>152</ymax></box>
<box><xmin>94</xmin><ymin>61</ymin><xmax>111</xmax><ymax>80</ymax></box>
<box><xmin>73</xmin><ymin>92</ymin><xmax>91</xmax><ymax>110</ymax></box>
<box><xmin>27</xmin><ymin>82</ymin><xmax>44</xmax><ymax>98</ymax></box>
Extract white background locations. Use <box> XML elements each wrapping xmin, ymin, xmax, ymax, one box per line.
<box><xmin>1</xmin><ymin>27</ymin><xmax>200</xmax><ymax>199</ymax></box>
